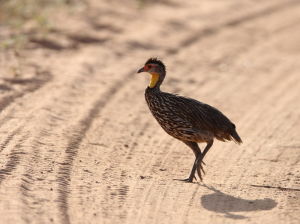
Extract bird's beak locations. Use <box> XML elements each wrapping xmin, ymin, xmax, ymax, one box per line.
<box><xmin>137</xmin><ymin>67</ymin><xmax>144</xmax><ymax>73</ymax></box>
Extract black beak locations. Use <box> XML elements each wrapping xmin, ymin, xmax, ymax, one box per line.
<box><xmin>137</xmin><ymin>67</ymin><xmax>144</xmax><ymax>73</ymax></box>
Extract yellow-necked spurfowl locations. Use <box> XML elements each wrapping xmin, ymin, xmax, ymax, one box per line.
<box><xmin>137</xmin><ymin>58</ymin><xmax>242</xmax><ymax>182</ymax></box>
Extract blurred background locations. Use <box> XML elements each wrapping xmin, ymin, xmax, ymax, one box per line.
<box><xmin>0</xmin><ymin>0</ymin><xmax>299</xmax><ymax>223</ymax></box>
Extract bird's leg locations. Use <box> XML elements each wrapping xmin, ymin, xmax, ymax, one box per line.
<box><xmin>188</xmin><ymin>155</ymin><xmax>202</xmax><ymax>182</ymax></box>
<box><xmin>181</xmin><ymin>141</ymin><xmax>204</xmax><ymax>182</ymax></box>
<box><xmin>195</xmin><ymin>140</ymin><xmax>213</xmax><ymax>180</ymax></box>
<box><xmin>187</xmin><ymin>153</ymin><xmax>207</xmax><ymax>182</ymax></box>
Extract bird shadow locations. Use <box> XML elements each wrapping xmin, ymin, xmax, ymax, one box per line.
<box><xmin>200</xmin><ymin>184</ymin><xmax>277</xmax><ymax>219</ymax></box>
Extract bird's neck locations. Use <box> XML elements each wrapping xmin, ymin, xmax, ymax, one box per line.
<box><xmin>146</xmin><ymin>86</ymin><xmax>160</xmax><ymax>94</ymax></box>
<box><xmin>149</xmin><ymin>73</ymin><xmax>160</xmax><ymax>88</ymax></box>
<box><xmin>148</xmin><ymin>72</ymin><xmax>165</xmax><ymax>89</ymax></box>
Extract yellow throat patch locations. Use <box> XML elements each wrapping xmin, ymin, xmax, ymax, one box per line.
<box><xmin>149</xmin><ymin>73</ymin><xmax>159</xmax><ymax>88</ymax></box>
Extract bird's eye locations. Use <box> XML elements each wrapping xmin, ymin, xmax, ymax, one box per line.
<box><xmin>146</xmin><ymin>65</ymin><xmax>152</xmax><ymax>70</ymax></box>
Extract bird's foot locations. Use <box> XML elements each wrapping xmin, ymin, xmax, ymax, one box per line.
<box><xmin>177</xmin><ymin>177</ymin><xmax>194</xmax><ymax>183</ymax></box>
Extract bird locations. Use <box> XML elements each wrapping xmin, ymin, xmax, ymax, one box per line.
<box><xmin>137</xmin><ymin>57</ymin><xmax>242</xmax><ymax>182</ymax></box>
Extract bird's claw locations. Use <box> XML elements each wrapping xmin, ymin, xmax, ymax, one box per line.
<box><xmin>176</xmin><ymin>159</ymin><xmax>206</xmax><ymax>183</ymax></box>
<box><xmin>177</xmin><ymin>178</ymin><xmax>194</xmax><ymax>183</ymax></box>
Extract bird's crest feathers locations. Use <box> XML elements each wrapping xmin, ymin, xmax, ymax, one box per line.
<box><xmin>145</xmin><ymin>58</ymin><xmax>166</xmax><ymax>72</ymax></box>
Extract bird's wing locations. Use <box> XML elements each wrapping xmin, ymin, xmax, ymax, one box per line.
<box><xmin>161</xmin><ymin>92</ymin><xmax>235</xmax><ymax>136</ymax></box>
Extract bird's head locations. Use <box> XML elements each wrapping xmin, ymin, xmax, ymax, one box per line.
<box><xmin>137</xmin><ymin>58</ymin><xmax>166</xmax><ymax>89</ymax></box>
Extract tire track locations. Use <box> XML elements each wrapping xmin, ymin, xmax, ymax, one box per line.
<box><xmin>0</xmin><ymin>125</ymin><xmax>23</xmax><ymax>153</ymax></box>
<box><xmin>68</xmin><ymin>72</ymin><xmax>174</xmax><ymax>223</ymax></box>
<box><xmin>99</xmin><ymin>120</ymin><xmax>152</xmax><ymax>221</ymax></box>
<box><xmin>19</xmin><ymin>126</ymin><xmax>60</xmax><ymax>224</ymax></box>
<box><xmin>205</xmin><ymin>68</ymin><xmax>300</xmax><ymax>220</ymax></box>
<box><xmin>165</xmin><ymin>0</ymin><xmax>300</xmax><ymax>55</ymax></box>
<box><xmin>0</xmin><ymin>129</ymin><xmax>28</xmax><ymax>185</ymax></box>
<box><xmin>0</xmin><ymin>70</ymin><xmax>52</xmax><ymax>111</ymax></box>
<box><xmin>79</xmin><ymin>82</ymin><xmax>155</xmax><ymax>221</ymax></box>
<box><xmin>122</xmin><ymin>122</ymin><xmax>183</xmax><ymax>223</ymax></box>
<box><xmin>218</xmin><ymin>69</ymin><xmax>299</xmax><ymax>186</ymax></box>
<box><xmin>182</xmin><ymin>186</ymin><xmax>201</xmax><ymax>224</ymax></box>
<box><xmin>56</xmin><ymin>69</ymin><xmax>135</xmax><ymax>224</ymax></box>
<box><xmin>13</xmin><ymin>61</ymin><xmax>111</xmax><ymax>223</ymax></box>
<box><xmin>0</xmin><ymin>70</ymin><xmax>52</xmax><ymax>126</ymax></box>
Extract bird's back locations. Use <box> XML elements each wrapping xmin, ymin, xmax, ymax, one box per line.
<box><xmin>145</xmin><ymin>87</ymin><xmax>242</xmax><ymax>144</ymax></box>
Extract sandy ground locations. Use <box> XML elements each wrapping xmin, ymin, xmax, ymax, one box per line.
<box><xmin>0</xmin><ymin>0</ymin><xmax>300</xmax><ymax>223</ymax></box>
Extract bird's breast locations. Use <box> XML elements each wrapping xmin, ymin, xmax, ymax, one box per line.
<box><xmin>145</xmin><ymin>91</ymin><xmax>191</xmax><ymax>137</ymax></box>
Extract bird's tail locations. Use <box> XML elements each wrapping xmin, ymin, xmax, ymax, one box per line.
<box><xmin>231</xmin><ymin>129</ymin><xmax>242</xmax><ymax>144</ymax></box>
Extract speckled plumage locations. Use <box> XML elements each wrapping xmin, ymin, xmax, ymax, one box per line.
<box><xmin>138</xmin><ymin>58</ymin><xmax>242</xmax><ymax>182</ymax></box>
<box><xmin>145</xmin><ymin>87</ymin><xmax>241</xmax><ymax>144</ymax></box>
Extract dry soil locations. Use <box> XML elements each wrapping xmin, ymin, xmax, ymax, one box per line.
<box><xmin>0</xmin><ymin>0</ymin><xmax>300</xmax><ymax>224</ymax></box>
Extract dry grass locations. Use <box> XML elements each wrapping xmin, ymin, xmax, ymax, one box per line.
<box><xmin>0</xmin><ymin>0</ymin><xmax>74</xmax><ymax>27</ymax></box>
<box><xmin>0</xmin><ymin>0</ymin><xmax>86</xmax><ymax>50</ymax></box>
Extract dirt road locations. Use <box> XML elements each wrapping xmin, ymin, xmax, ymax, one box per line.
<box><xmin>0</xmin><ymin>0</ymin><xmax>300</xmax><ymax>223</ymax></box>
